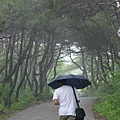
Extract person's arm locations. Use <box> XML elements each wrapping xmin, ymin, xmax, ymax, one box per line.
<box><xmin>53</xmin><ymin>99</ymin><xmax>60</xmax><ymax>105</ymax></box>
<box><xmin>53</xmin><ymin>90</ymin><xmax>60</xmax><ymax>105</ymax></box>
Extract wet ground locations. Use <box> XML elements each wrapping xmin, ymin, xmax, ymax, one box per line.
<box><xmin>6</xmin><ymin>97</ymin><xmax>96</xmax><ymax>120</ymax></box>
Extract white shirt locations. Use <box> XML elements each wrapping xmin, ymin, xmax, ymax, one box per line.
<box><xmin>53</xmin><ymin>85</ymin><xmax>80</xmax><ymax>116</ymax></box>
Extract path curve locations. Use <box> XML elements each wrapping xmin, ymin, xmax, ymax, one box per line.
<box><xmin>6</xmin><ymin>97</ymin><xmax>96</xmax><ymax>120</ymax></box>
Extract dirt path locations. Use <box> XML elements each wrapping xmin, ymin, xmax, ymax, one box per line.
<box><xmin>6</xmin><ymin>97</ymin><xmax>96</xmax><ymax>120</ymax></box>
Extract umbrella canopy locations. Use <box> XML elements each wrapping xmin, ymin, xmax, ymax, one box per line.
<box><xmin>48</xmin><ymin>74</ymin><xmax>91</xmax><ymax>89</ymax></box>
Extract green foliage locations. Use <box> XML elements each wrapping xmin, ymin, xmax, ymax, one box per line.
<box><xmin>10</xmin><ymin>88</ymin><xmax>52</xmax><ymax>110</ymax></box>
<box><xmin>93</xmin><ymin>72</ymin><xmax>120</xmax><ymax>120</ymax></box>
<box><xmin>0</xmin><ymin>87</ymin><xmax>53</xmax><ymax>119</ymax></box>
<box><xmin>0</xmin><ymin>83</ymin><xmax>10</xmax><ymax>110</ymax></box>
<box><xmin>36</xmin><ymin>88</ymin><xmax>53</xmax><ymax>101</ymax></box>
<box><xmin>11</xmin><ymin>90</ymin><xmax>35</xmax><ymax>110</ymax></box>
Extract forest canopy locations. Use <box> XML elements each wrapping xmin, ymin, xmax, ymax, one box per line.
<box><xmin>0</xmin><ymin>0</ymin><xmax>120</xmax><ymax>108</ymax></box>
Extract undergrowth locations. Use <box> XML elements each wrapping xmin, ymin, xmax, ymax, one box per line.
<box><xmin>0</xmin><ymin>88</ymin><xmax>53</xmax><ymax>120</ymax></box>
<box><xmin>93</xmin><ymin>72</ymin><xmax>120</xmax><ymax>120</ymax></box>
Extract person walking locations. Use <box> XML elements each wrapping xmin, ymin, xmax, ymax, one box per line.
<box><xmin>53</xmin><ymin>80</ymin><xmax>80</xmax><ymax>120</ymax></box>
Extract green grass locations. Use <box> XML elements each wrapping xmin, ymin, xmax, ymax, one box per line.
<box><xmin>0</xmin><ymin>88</ymin><xmax>53</xmax><ymax>120</ymax></box>
<box><xmin>93</xmin><ymin>72</ymin><xmax>120</xmax><ymax>120</ymax></box>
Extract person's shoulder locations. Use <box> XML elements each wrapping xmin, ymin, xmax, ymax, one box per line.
<box><xmin>55</xmin><ymin>86</ymin><xmax>63</xmax><ymax>91</ymax></box>
<box><xmin>56</xmin><ymin>85</ymin><xmax>72</xmax><ymax>91</ymax></box>
<box><xmin>63</xmin><ymin>85</ymin><xmax>72</xmax><ymax>89</ymax></box>
<box><xmin>66</xmin><ymin>85</ymin><xmax>72</xmax><ymax>88</ymax></box>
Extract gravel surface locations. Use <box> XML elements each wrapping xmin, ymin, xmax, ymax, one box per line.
<box><xmin>6</xmin><ymin>97</ymin><xmax>96</xmax><ymax>120</ymax></box>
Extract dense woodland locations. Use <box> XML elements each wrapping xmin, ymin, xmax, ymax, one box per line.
<box><xmin>0</xmin><ymin>1</ymin><xmax>120</xmax><ymax>119</ymax></box>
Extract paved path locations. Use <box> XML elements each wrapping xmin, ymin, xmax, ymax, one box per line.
<box><xmin>80</xmin><ymin>97</ymin><xmax>96</xmax><ymax>120</ymax></box>
<box><xmin>6</xmin><ymin>97</ymin><xmax>96</xmax><ymax>120</ymax></box>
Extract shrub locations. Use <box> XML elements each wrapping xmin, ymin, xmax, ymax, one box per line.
<box><xmin>93</xmin><ymin>72</ymin><xmax>120</xmax><ymax>120</ymax></box>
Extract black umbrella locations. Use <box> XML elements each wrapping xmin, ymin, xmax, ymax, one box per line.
<box><xmin>48</xmin><ymin>74</ymin><xmax>91</xmax><ymax>89</ymax></box>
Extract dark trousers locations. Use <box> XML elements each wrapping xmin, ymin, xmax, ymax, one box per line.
<box><xmin>60</xmin><ymin>115</ymin><xmax>75</xmax><ymax>120</ymax></box>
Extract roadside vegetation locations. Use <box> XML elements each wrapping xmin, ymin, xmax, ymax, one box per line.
<box><xmin>0</xmin><ymin>0</ymin><xmax>120</xmax><ymax>120</ymax></box>
<box><xmin>92</xmin><ymin>72</ymin><xmax>120</xmax><ymax>120</ymax></box>
<box><xmin>0</xmin><ymin>87</ymin><xmax>53</xmax><ymax>120</ymax></box>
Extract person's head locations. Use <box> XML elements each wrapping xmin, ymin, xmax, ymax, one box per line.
<box><xmin>58</xmin><ymin>79</ymin><xmax>66</xmax><ymax>87</ymax></box>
